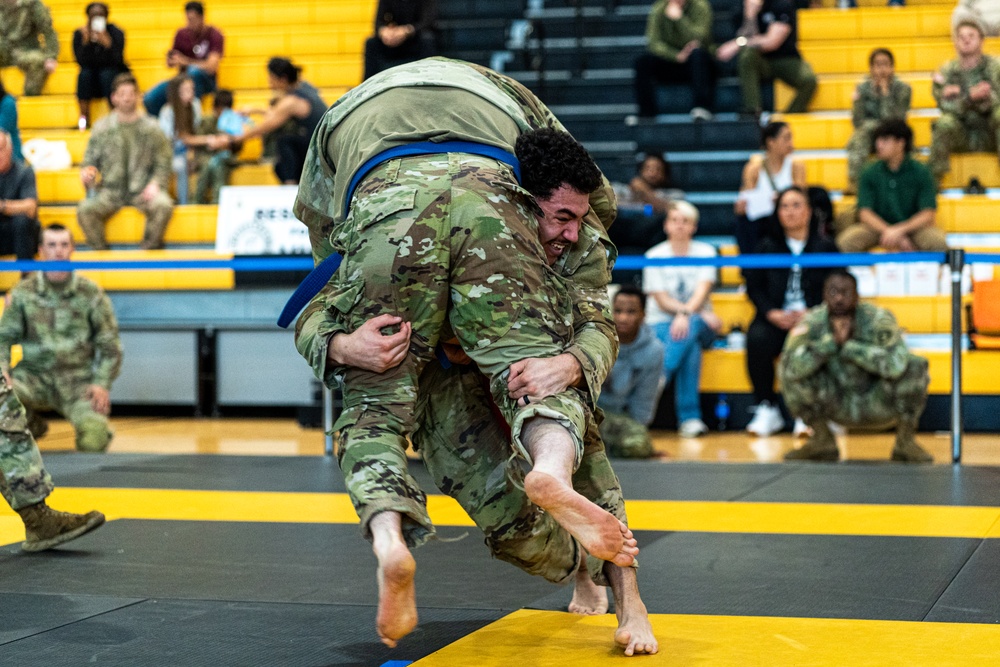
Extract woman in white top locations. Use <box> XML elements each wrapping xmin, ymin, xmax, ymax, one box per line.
<box><xmin>734</xmin><ymin>121</ymin><xmax>806</xmax><ymax>254</ymax></box>
<box><xmin>642</xmin><ymin>201</ymin><xmax>723</xmax><ymax>438</ymax></box>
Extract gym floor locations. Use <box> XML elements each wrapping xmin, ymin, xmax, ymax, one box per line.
<box><xmin>0</xmin><ymin>418</ymin><xmax>997</xmax><ymax>665</ymax></box>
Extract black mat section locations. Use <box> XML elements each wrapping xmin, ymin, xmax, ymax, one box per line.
<box><xmin>926</xmin><ymin>538</ymin><xmax>1000</xmax><ymax>624</ymax></box>
<box><xmin>603</xmin><ymin>460</ymin><xmax>794</xmax><ymax>501</ymax></box>
<box><xmin>529</xmin><ymin>530</ymin><xmax>980</xmax><ymax>622</ymax></box>
<box><xmin>737</xmin><ymin>464</ymin><xmax>1000</xmax><ymax>506</ymax></box>
<box><xmin>0</xmin><ymin>520</ymin><xmax>558</xmax><ymax>610</ymax></box>
<box><xmin>0</xmin><ymin>593</ymin><xmax>142</xmax><ymax>644</ymax></box>
<box><xmin>0</xmin><ymin>598</ymin><xmax>503</xmax><ymax>667</ymax></box>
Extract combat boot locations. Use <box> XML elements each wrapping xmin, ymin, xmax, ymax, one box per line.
<box><xmin>891</xmin><ymin>437</ymin><xmax>933</xmax><ymax>463</ymax></box>
<box><xmin>784</xmin><ymin>421</ymin><xmax>839</xmax><ymax>461</ymax></box>
<box><xmin>16</xmin><ymin>501</ymin><xmax>105</xmax><ymax>552</ymax></box>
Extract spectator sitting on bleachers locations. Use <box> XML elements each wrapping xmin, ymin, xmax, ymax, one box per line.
<box><xmin>735</xmin><ymin>120</ymin><xmax>806</xmax><ymax>254</ymax></box>
<box><xmin>642</xmin><ymin>201</ymin><xmax>722</xmax><ymax>439</ymax></box>
<box><xmin>928</xmin><ymin>20</ymin><xmax>1000</xmax><ymax>188</ymax></box>
<box><xmin>78</xmin><ymin>74</ymin><xmax>173</xmax><ymax>250</ymax></box>
<box><xmin>189</xmin><ymin>89</ymin><xmax>240</xmax><ymax>204</ymax></box>
<box><xmin>142</xmin><ymin>1</ymin><xmax>224</xmax><ymax>118</ymax></box>
<box><xmin>779</xmin><ymin>269</ymin><xmax>933</xmax><ymax>463</ymax></box>
<box><xmin>613</xmin><ymin>153</ymin><xmax>685</xmax><ymax>216</ymax></box>
<box><xmin>158</xmin><ymin>75</ymin><xmax>201</xmax><ymax>205</ymax></box>
<box><xmin>0</xmin><ymin>0</ymin><xmax>58</xmax><ymax>97</ymax></box>
<box><xmin>845</xmin><ymin>49</ymin><xmax>911</xmax><ymax>192</ymax></box>
<box><xmin>0</xmin><ymin>78</ymin><xmax>24</xmax><ymax>162</ymax></box>
<box><xmin>0</xmin><ymin>130</ymin><xmax>40</xmax><ymax>261</ymax></box>
<box><xmin>744</xmin><ymin>186</ymin><xmax>837</xmax><ymax>438</ymax></box>
<box><xmin>73</xmin><ymin>2</ymin><xmax>130</xmax><ymax>130</ymax></box>
<box><xmin>633</xmin><ymin>0</ymin><xmax>716</xmax><ymax>122</ymax></box>
<box><xmin>211</xmin><ymin>58</ymin><xmax>325</xmax><ymax>185</ymax></box>
<box><xmin>364</xmin><ymin>0</ymin><xmax>438</xmax><ymax>80</ymax></box>
<box><xmin>597</xmin><ymin>285</ymin><xmax>666</xmax><ymax>458</ymax></box>
<box><xmin>837</xmin><ymin>119</ymin><xmax>948</xmax><ymax>253</ymax></box>
<box><xmin>716</xmin><ymin>0</ymin><xmax>817</xmax><ymax>119</ymax></box>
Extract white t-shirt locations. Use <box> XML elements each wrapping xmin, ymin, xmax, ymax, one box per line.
<box><xmin>642</xmin><ymin>240</ymin><xmax>718</xmax><ymax>326</ymax></box>
<box><xmin>783</xmin><ymin>236</ymin><xmax>807</xmax><ymax>312</ymax></box>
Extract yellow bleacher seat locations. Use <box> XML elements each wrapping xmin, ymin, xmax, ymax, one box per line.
<box><xmin>799</xmin><ymin>39</ymin><xmax>998</xmax><ymax>76</ymax></box>
<box><xmin>835</xmin><ymin>194</ymin><xmax>1000</xmax><ymax>234</ymax></box>
<box><xmin>780</xmin><ymin>113</ymin><xmax>935</xmax><ymax>150</ymax></box>
<box><xmin>38</xmin><ymin>205</ymin><xmax>219</xmax><ymax>245</ymax></box>
<box><xmin>800</xmin><ymin>152</ymin><xmax>1000</xmax><ymax>191</ymax></box>
<box><xmin>776</xmin><ymin>73</ymin><xmax>936</xmax><ymax>112</ymax></box>
<box><xmin>800</xmin><ymin>6</ymin><xmax>952</xmax><ymax>41</ymax></box>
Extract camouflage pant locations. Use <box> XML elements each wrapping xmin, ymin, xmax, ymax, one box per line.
<box><xmin>0</xmin><ymin>46</ymin><xmax>50</xmax><ymax>96</ymax></box>
<box><xmin>598</xmin><ymin>411</ymin><xmax>653</xmax><ymax>459</ymax></box>
<box><xmin>927</xmin><ymin>109</ymin><xmax>1000</xmax><ymax>181</ymax></box>
<box><xmin>324</xmin><ymin>154</ymin><xmax>586</xmax><ymax>546</ymax></box>
<box><xmin>194</xmin><ymin>151</ymin><xmax>233</xmax><ymax>204</ymax></box>
<box><xmin>846</xmin><ymin>120</ymin><xmax>879</xmax><ymax>188</ymax></box>
<box><xmin>13</xmin><ymin>368</ymin><xmax>113</xmax><ymax>453</ymax></box>
<box><xmin>784</xmin><ymin>354</ymin><xmax>929</xmax><ymax>433</ymax></box>
<box><xmin>737</xmin><ymin>49</ymin><xmax>817</xmax><ymax>114</ymax></box>
<box><xmin>77</xmin><ymin>188</ymin><xmax>174</xmax><ymax>250</ymax></box>
<box><xmin>0</xmin><ymin>384</ymin><xmax>53</xmax><ymax>511</ymax></box>
<box><xmin>414</xmin><ymin>360</ymin><xmax>629</xmax><ymax>586</ymax></box>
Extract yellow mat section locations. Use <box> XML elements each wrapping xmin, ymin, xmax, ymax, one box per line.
<box><xmin>412</xmin><ymin>609</ymin><xmax>1000</xmax><ymax>666</ymax></box>
<box><xmin>3</xmin><ymin>489</ymin><xmax>1000</xmax><ymax>544</ymax></box>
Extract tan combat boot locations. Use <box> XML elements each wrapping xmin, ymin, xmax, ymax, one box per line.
<box><xmin>784</xmin><ymin>421</ymin><xmax>839</xmax><ymax>461</ymax></box>
<box><xmin>16</xmin><ymin>501</ymin><xmax>106</xmax><ymax>552</ymax></box>
<box><xmin>891</xmin><ymin>437</ymin><xmax>933</xmax><ymax>463</ymax></box>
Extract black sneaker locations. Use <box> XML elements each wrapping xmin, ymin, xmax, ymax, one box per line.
<box><xmin>966</xmin><ymin>177</ymin><xmax>985</xmax><ymax>195</ymax></box>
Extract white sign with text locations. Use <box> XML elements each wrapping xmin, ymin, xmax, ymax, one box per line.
<box><xmin>215</xmin><ymin>185</ymin><xmax>310</xmax><ymax>255</ymax></box>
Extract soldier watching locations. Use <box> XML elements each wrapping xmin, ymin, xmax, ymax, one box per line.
<box><xmin>928</xmin><ymin>20</ymin><xmax>1000</xmax><ymax>187</ymax></box>
<box><xmin>0</xmin><ymin>224</ymin><xmax>123</xmax><ymax>453</ymax></box>
<box><xmin>780</xmin><ymin>270</ymin><xmax>933</xmax><ymax>463</ymax></box>
<box><xmin>77</xmin><ymin>73</ymin><xmax>174</xmax><ymax>250</ymax></box>
<box><xmin>0</xmin><ymin>0</ymin><xmax>59</xmax><ymax>96</ymax></box>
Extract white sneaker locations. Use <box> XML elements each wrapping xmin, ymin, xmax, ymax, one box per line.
<box><xmin>679</xmin><ymin>418</ymin><xmax>709</xmax><ymax>438</ymax></box>
<box><xmin>690</xmin><ymin>107</ymin><xmax>714</xmax><ymax>122</ymax></box>
<box><xmin>793</xmin><ymin>418</ymin><xmax>812</xmax><ymax>438</ymax></box>
<box><xmin>746</xmin><ymin>402</ymin><xmax>785</xmax><ymax>437</ymax></box>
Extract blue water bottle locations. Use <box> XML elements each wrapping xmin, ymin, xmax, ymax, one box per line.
<box><xmin>715</xmin><ymin>394</ymin><xmax>730</xmax><ymax>431</ymax></box>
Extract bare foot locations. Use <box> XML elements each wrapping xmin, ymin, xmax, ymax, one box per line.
<box><xmin>525</xmin><ymin>470</ymin><xmax>635</xmax><ymax>565</ymax></box>
<box><xmin>607</xmin><ymin>564</ymin><xmax>658</xmax><ymax>656</ymax></box>
<box><xmin>568</xmin><ymin>561</ymin><xmax>608</xmax><ymax>615</ymax></box>
<box><xmin>374</xmin><ymin>541</ymin><xmax>417</xmax><ymax>648</ymax></box>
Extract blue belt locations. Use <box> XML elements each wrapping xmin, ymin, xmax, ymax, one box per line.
<box><xmin>277</xmin><ymin>141</ymin><xmax>521</xmax><ymax>328</ymax></box>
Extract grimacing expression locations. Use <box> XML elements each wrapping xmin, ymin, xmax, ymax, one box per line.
<box><xmin>824</xmin><ymin>275</ymin><xmax>859</xmax><ymax>317</ymax></box>
<box><xmin>535</xmin><ymin>184</ymin><xmax>590</xmax><ymax>265</ymax></box>
<box><xmin>612</xmin><ymin>292</ymin><xmax>644</xmax><ymax>340</ymax></box>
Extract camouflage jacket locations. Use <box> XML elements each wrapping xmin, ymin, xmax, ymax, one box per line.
<box><xmin>932</xmin><ymin>54</ymin><xmax>1000</xmax><ymax>118</ymax></box>
<box><xmin>83</xmin><ymin>113</ymin><xmax>173</xmax><ymax>196</ymax></box>
<box><xmin>0</xmin><ymin>272</ymin><xmax>123</xmax><ymax>387</ymax></box>
<box><xmin>851</xmin><ymin>77</ymin><xmax>912</xmax><ymax>128</ymax></box>
<box><xmin>644</xmin><ymin>0</ymin><xmax>714</xmax><ymax>61</ymax></box>
<box><xmin>780</xmin><ymin>302</ymin><xmax>910</xmax><ymax>388</ymax></box>
<box><xmin>0</xmin><ymin>0</ymin><xmax>58</xmax><ymax>59</ymax></box>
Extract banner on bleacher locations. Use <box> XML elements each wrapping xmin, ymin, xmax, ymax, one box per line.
<box><xmin>215</xmin><ymin>186</ymin><xmax>310</xmax><ymax>255</ymax></box>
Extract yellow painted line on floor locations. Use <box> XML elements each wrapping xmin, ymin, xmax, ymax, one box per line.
<box><xmin>413</xmin><ymin>609</ymin><xmax>1000</xmax><ymax>666</ymax></box>
<box><xmin>2</xmin><ymin>489</ymin><xmax>1000</xmax><ymax>541</ymax></box>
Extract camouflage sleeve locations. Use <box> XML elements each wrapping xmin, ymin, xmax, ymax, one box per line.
<box><xmin>82</xmin><ymin>129</ymin><xmax>101</xmax><ymax>170</ymax></box>
<box><xmin>934</xmin><ymin>61</ymin><xmax>968</xmax><ymax>115</ymax></box>
<box><xmin>35</xmin><ymin>1</ymin><xmax>59</xmax><ymax>59</ymax></box>
<box><xmin>293</xmin><ymin>117</ymin><xmax>340</xmax><ymax>264</ymax></box>
<box><xmin>839</xmin><ymin>308</ymin><xmax>909</xmax><ymax>380</ymax></box>
<box><xmin>850</xmin><ymin>81</ymin><xmax>870</xmax><ymax>128</ymax></box>
<box><xmin>779</xmin><ymin>311</ymin><xmax>838</xmax><ymax>383</ymax></box>
<box><xmin>293</xmin><ymin>296</ymin><xmax>348</xmax><ymax>388</ymax></box>
<box><xmin>891</xmin><ymin>79</ymin><xmax>912</xmax><ymax>117</ymax></box>
<box><xmin>0</xmin><ymin>289</ymin><xmax>27</xmax><ymax>376</ymax></box>
<box><xmin>151</xmin><ymin>125</ymin><xmax>173</xmax><ymax>190</ymax></box>
<box><xmin>89</xmin><ymin>292</ymin><xmax>123</xmax><ymax>388</ymax></box>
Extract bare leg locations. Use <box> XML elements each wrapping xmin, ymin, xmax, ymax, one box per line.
<box><xmin>606</xmin><ymin>563</ymin><xmax>658</xmax><ymax>656</ymax></box>
<box><xmin>568</xmin><ymin>556</ymin><xmax>608</xmax><ymax>615</ymax></box>
<box><xmin>369</xmin><ymin>511</ymin><xmax>417</xmax><ymax>648</ymax></box>
<box><xmin>522</xmin><ymin>418</ymin><xmax>638</xmax><ymax>566</ymax></box>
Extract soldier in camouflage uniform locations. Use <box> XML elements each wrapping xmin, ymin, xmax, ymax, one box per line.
<box><xmin>928</xmin><ymin>21</ymin><xmax>1000</xmax><ymax>183</ymax></box>
<box><xmin>0</xmin><ymin>0</ymin><xmax>59</xmax><ymax>96</ymax></box>
<box><xmin>846</xmin><ymin>49</ymin><xmax>912</xmax><ymax>190</ymax></box>
<box><xmin>779</xmin><ymin>270</ymin><xmax>933</xmax><ymax>463</ymax></box>
<box><xmin>294</xmin><ymin>58</ymin><xmax>656</xmax><ymax>654</ymax></box>
<box><xmin>0</xmin><ymin>224</ymin><xmax>123</xmax><ymax>453</ymax></box>
<box><xmin>78</xmin><ymin>74</ymin><xmax>174</xmax><ymax>250</ymax></box>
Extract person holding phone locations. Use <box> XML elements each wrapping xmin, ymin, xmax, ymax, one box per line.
<box><xmin>73</xmin><ymin>2</ymin><xmax>129</xmax><ymax>129</ymax></box>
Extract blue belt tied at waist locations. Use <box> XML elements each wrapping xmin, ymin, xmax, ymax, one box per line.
<box><xmin>276</xmin><ymin>140</ymin><xmax>522</xmax><ymax>329</ymax></box>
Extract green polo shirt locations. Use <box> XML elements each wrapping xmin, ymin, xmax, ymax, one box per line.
<box><xmin>857</xmin><ymin>156</ymin><xmax>937</xmax><ymax>225</ymax></box>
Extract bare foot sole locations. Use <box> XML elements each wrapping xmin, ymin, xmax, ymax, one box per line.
<box><xmin>375</xmin><ymin>544</ymin><xmax>418</xmax><ymax>648</ymax></box>
<box><xmin>525</xmin><ymin>470</ymin><xmax>629</xmax><ymax>564</ymax></box>
<box><xmin>614</xmin><ymin>615</ymin><xmax>658</xmax><ymax>656</ymax></box>
<box><xmin>568</xmin><ymin>569</ymin><xmax>609</xmax><ymax>615</ymax></box>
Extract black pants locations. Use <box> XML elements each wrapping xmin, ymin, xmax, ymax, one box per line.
<box><xmin>274</xmin><ymin>134</ymin><xmax>311</xmax><ymax>184</ymax></box>
<box><xmin>0</xmin><ymin>214</ymin><xmax>40</xmax><ymax>260</ymax></box>
<box><xmin>747</xmin><ymin>316</ymin><xmax>789</xmax><ymax>404</ymax></box>
<box><xmin>364</xmin><ymin>33</ymin><xmax>436</xmax><ymax>81</ymax></box>
<box><xmin>77</xmin><ymin>66</ymin><xmax>124</xmax><ymax>102</ymax></box>
<box><xmin>633</xmin><ymin>48</ymin><xmax>716</xmax><ymax>117</ymax></box>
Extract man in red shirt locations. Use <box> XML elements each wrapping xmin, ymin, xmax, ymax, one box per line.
<box><xmin>143</xmin><ymin>1</ymin><xmax>224</xmax><ymax>116</ymax></box>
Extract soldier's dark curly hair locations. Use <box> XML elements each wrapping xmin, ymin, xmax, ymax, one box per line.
<box><xmin>515</xmin><ymin>128</ymin><xmax>603</xmax><ymax>199</ymax></box>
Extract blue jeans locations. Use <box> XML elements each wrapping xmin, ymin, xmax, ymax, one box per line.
<box><xmin>143</xmin><ymin>67</ymin><xmax>216</xmax><ymax>117</ymax></box>
<box><xmin>653</xmin><ymin>315</ymin><xmax>711</xmax><ymax>423</ymax></box>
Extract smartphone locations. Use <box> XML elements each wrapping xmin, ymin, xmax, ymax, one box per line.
<box><xmin>91</xmin><ymin>16</ymin><xmax>107</xmax><ymax>32</ymax></box>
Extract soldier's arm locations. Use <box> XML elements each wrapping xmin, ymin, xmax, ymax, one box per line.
<box><xmin>850</xmin><ymin>81</ymin><xmax>869</xmax><ymax>128</ymax></box>
<box><xmin>934</xmin><ymin>63</ymin><xmax>966</xmax><ymax>115</ymax></box>
<box><xmin>0</xmin><ymin>291</ymin><xmax>28</xmax><ymax>377</ymax></box>
<box><xmin>895</xmin><ymin>80</ymin><xmax>912</xmax><ymax>116</ymax></box>
<box><xmin>89</xmin><ymin>292</ymin><xmax>124</xmax><ymax>388</ymax></box>
<box><xmin>294</xmin><ymin>296</ymin><xmax>349</xmax><ymax>388</ymax></box>
<box><xmin>35</xmin><ymin>2</ymin><xmax>60</xmax><ymax>60</ymax></box>
<box><xmin>779</xmin><ymin>316</ymin><xmax>837</xmax><ymax>382</ymax></box>
<box><xmin>839</xmin><ymin>309</ymin><xmax>909</xmax><ymax>380</ymax></box>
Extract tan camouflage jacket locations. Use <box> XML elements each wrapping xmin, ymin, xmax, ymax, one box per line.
<box><xmin>851</xmin><ymin>78</ymin><xmax>911</xmax><ymax>128</ymax></box>
<box><xmin>0</xmin><ymin>0</ymin><xmax>59</xmax><ymax>59</ymax></box>
<box><xmin>932</xmin><ymin>54</ymin><xmax>1000</xmax><ymax>118</ymax></box>
<box><xmin>83</xmin><ymin>113</ymin><xmax>173</xmax><ymax>196</ymax></box>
